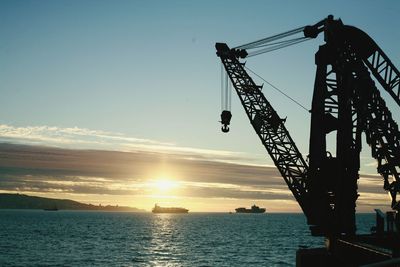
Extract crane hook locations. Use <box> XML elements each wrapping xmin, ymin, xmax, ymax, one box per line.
<box><xmin>221</xmin><ymin>125</ymin><xmax>230</xmax><ymax>133</ymax></box>
<box><xmin>220</xmin><ymin>110</ymin><xmax>232</xmax><ymax>133</ymax></box>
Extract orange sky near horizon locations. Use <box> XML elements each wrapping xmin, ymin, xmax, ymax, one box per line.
<box><xmin>0</xmin><ymin>143</ymin><xmax>391</xmax><ymax>213</ymax></box>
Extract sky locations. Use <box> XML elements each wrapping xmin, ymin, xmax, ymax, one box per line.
<box><xmin>1</xmin><ymin>0</ymin><xmax>400</xmax><ymax>212</ymax></box>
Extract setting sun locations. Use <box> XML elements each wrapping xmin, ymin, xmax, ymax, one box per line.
<box><xmin>150</xmin><ymin>178</ymin><xmax>179</xmax><ymax>193</ymax></box>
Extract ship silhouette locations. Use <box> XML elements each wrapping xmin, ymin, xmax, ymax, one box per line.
<box><xmin>152</xmin><ymin>204</ymin><xmax>188</xmax><ymax>213</ymax></box>
<box><xmin>235</xmin><ymin>204</ymin><xmax>266</xmax><ymax>214</ymax></box>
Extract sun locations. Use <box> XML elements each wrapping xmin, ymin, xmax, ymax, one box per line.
<box><xmin>150</xmin><ymin>178</ymin><xmax>179</xmax><ymax>193</ymax></box>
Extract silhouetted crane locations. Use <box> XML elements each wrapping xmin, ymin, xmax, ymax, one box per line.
<box><xmin>216</xmin><ymin>15</ymin><xmax>400</xmax><ymax>265</ymax></box>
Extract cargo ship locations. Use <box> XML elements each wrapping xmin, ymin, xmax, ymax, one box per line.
<box><xmin>43</xmin><ymin>205</ymin><xmax>58</xmax><ymax>211</ymax></box>
<box><xmin>235</xmin><ymin>204</ymin><xmax>266</xmax><ymax>213</ymax></box>
<box><xmin>152</xmin><ymin>204</ymin><xmax>188</xmax><ymax>213</ymax></box>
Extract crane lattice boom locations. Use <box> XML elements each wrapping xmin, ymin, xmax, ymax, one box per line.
<box><xmin>216</xmin><ymin>15</ymin><xmax>400</xmax><ymax>236</ymax></box>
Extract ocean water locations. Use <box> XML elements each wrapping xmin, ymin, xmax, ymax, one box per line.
<box><xmin>0</xmin><ymin>211</ymin><xmax>375</xmax><ymax>266</ymax></box>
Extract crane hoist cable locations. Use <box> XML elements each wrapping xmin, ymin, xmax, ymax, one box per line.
<box><xmin>246</xmin><ymin>37</ymin><xmax>311</xmax><ymax>57</ymax></box>
<box><xmin>244</xmin><ymin>66</ymin><xmax>310</xmax><ymax>112</ymax></box>
<box><xmin>220</xmin><ymin>62</ymin><xmax>232</xmax><ymax>132</ymax></box>
<box><xmin>220</xmin><ymin>62</ymin><xmax>232</xmax><ymax>112</ymax></box>
<box><xmin>219</xmin><ymin>63</ymin><xmax>309</xmax><ymax>132</ymax></box>
<box><xmin>233</xmin><ymin>26</ymin><xmax>312</xmax><ymax>57</ymax></box>
<box><xmin>219</xmin><ymin>25</ymin><xmax>314</xmax><ymax>132</ymax></box>
<box><xmin>234</xmin><ymin>26</ymin><xmax>306</xmax><ymax>50</ymax></box>
<box><xmin>242</xmin><ymin>37</ymin><xmax>306</xmax><ymax>50</ymax></box>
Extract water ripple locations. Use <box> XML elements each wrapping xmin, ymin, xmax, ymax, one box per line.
<box><xmin>0</xmin><ymin>210</ymin><xmax>374</xmax><ymax>266</ymax></box>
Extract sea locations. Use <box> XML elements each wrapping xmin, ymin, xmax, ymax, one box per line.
<box><xmin>0</xmin><ymin>210</ymin><xmax>375</xmax><ymax>266</ymax></box>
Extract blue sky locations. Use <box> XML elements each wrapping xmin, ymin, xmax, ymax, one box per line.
<box><xmin>1</xmin><ymin>0</ymin><xmax>400</xmax><ymax>211</ymax></box>
<box><xmin>1</xmin><ymin>1</ymin><xmax>399</xmax><ymax>149</ymax></box>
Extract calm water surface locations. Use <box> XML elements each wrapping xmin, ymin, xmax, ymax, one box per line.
<box><xmin>0</xmin><ymin>211</ymin><xmax>375</xmax><ymax>266</ymax></box>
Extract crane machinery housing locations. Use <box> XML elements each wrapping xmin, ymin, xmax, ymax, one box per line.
<box><xmin>216</xmin><ymin>15</ymin><xmax>400</xmax><ymax>266</ymax></box>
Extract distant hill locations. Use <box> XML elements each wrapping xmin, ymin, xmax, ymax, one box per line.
<box><xmin>0</xmin><ymin>193</ymin><xmax>144</xmax><ymax>212</ymax></box>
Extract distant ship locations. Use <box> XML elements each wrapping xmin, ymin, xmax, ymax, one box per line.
<box><xmin>235</xmin><ymin>204</ymin><xmax>266</xmax><ymax>214</ymax></box>
<box><xmin>43</xmin><ymin>205</ymin><xmax>58</xmax><ymax>211</ymax></box>
<box><xmin>152</xmin><ymin>204</ymin><xmax>188</xmax><ymax>214</ymax></box>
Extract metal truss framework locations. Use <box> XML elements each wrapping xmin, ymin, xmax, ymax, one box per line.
<box><xmin>216</xmin><ymin>44</ymin><xmax>311</xmax><ymax>220</ymax></box>
<box><xmin>216</xmin><ymin>17</ymin><xmax>400</xmax><ymax>237</ymax></box>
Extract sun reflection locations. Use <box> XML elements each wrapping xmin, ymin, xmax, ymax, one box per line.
<box><xmin>147</xmin><ymin>211</ymin><xmax>181</xmax><ymax>266</ymax></box>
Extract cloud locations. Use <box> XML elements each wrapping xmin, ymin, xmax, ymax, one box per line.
<box><xmin>0</xmin><ymin>142</ymin><xmax>292</xmax><ymax>200</ymax></box>
<box><xmin>0</xmin><ymin>124</ymin><xmax>263</xmax><ymax>166</ymax></box>
<box><xmin>0</xmin><ymin>142</ymin><xmax>392</xmax><ymax>212</ymax></box>
<box><xmin>0</xmin><ymin>124</ymin><xmax>392</xmax><ymax>211</ymax></box>
<box><xmin>0</xmin><ymin>124</ymin><xmax>170</xmax><ymax>145</ymax></box>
